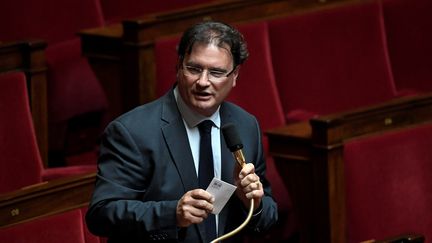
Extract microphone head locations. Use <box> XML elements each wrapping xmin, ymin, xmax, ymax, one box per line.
<box><xmin>221</xmin><ymin>123</ymin><xmax>243</xmax><ymax>152</ymax></box>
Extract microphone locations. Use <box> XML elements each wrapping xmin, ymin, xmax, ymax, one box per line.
<box><xmin>212</xmin><ymin>123</ymin><xmax>254</xmax><ymax>243</ymax></box>
<box><xmin>222</xmin><ymin>123</ymin><xmax>246</xmax><ymax>168</ymax></box>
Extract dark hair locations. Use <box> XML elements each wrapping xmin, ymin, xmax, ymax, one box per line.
<box><xmin>177</xmin><ymin>21</ymin><xmax>249</xmax><ymax>67</ymax></box>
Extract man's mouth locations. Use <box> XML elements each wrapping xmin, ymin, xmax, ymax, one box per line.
<box><xmin>194</xmin><ymin>91</ymin><xmax>212</xmax><ymax>98</ymax></box>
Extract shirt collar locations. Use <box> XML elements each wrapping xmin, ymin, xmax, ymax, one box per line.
<box><xmin>174</xmin><ymin>86</ymin><xmax>221</xmax><ymax>129</ymax></box>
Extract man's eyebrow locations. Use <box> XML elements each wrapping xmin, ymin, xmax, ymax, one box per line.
<box><xmin>185</xmin><ymin>62</ymin><xmax>229</xmax><ymax>72</ymax></box>
<box><xmin>208</xmin><ymin>67</ymin><xmax>228</xmax><ymax>72</ymax></box>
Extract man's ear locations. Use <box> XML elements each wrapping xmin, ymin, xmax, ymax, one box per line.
<box><xmin>232</xmin><ymin>66</ymin><xmax>240</xmax><ymax>87</ymax></box>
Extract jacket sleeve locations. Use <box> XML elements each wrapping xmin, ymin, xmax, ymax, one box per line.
<box><xmin>85</xmin><ymin>120</ymin><xmax>179</xmax><ymax>241</ymax></box>
<box><xmin>246</xmin><ymin>117</ymin><xmax>279</xmax><ymax>233</ymax></box>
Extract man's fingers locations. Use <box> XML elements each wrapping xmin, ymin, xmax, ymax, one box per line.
<box><xmin>190</xmin><ymin>189</ymin><xmax>214</xmax><ymax>202</ymax></box>
<box><xmin>238</xmin><ymin>163</ymin><xmax>255</xmax><ymax>179</ymax></box>
<box><xmin>177</xmin><ymin>189</ymin><xmax>215</xmax><ymax>227</ymax></box>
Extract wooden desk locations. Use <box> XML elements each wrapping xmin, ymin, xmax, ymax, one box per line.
<box><xmin>0</xmin><ymin>173</ymin><xmax>96</xmax><ymax>228</ymax></box>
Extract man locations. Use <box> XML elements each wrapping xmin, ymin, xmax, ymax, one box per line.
<box><xmin>86</xmin><ymin>21</ymin><xmax>278</xmax><ymax>243</ymax></box>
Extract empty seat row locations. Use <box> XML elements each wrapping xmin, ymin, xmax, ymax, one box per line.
<box><xmin>1</xmin><ymin>0</ymin><xmax>109</xmax><ymax>165</ymax></box>
<box><xmin>0</xmin><ymin>71</ymin><xmax>101</xmax><ymax>242</ymax></box>
<box><xmin>0</xmin><ymin>72</ymin><xmax>96</xmax><ymax>194</ymax></box>
<box><xmin>155</xmin><ymin>0</ymin><xmax>431</xmax><ymax>125</ymax></box>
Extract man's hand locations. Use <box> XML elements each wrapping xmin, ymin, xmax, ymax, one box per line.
<box><xmin>176</xmin><ymin>189</ymin><xmax>215</xmax><ymax>227</ymax></box>
<box><xmin>234</xmin><ymin>163</ymin><xmax>263</xmax><ymax>211</ymax></box>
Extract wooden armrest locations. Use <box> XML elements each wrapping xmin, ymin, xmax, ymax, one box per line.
<box><xmin>0</xmin><ymin>173</ymin><xmax>96</xmax><ymax>228</ymax></box>
<box><xmin>362</xmin><ymin>233</ymin><xmax>425</xmax><ymax>243</ymax></box>
<box><xmin>267</xmin><ymin>92</ymin><xmax>432</xmax><ymax>149</ymax></box>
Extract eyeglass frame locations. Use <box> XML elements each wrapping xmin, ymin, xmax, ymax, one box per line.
<box><xmin>181</xmin><ymin>63</ymin><xmax>237</xmax><ymax>82</ymax></box>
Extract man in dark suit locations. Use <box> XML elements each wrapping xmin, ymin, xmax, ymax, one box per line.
<box><xmin>86</xmin><ymin>21</ymin><xmax>278</xmax><ymax>243</ymax></box>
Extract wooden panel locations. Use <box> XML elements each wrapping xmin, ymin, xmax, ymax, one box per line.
<box><xmin>311</xmin><ymin>92</ymin><xmax>432</xmax><ymax>146</ymax></box>
<box><xmin>0</xmin><ymin>173</ymin><xmax>96</xmax><ymax>228</ymax></box>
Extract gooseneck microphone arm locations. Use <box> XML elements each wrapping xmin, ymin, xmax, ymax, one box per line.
<box><xmin>210</xmin><ymin>123</ymin><xmax>254</xmax><ymax>243</ymax></box>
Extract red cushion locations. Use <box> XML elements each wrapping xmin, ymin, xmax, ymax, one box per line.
<box><xmin>382</xmin><ymin>0</ymin><xmax>432</xmax><ymax>93</ymax></box>
<box><xmin>41</xmin><ymin>165</ymin><xmax>96</xmax><ymax>181</ymax></box>
<box><xmin>0</xmin><ymin>72</ymin><xmax>43</xmax><ymax>194</ymax></box>
<box><xmin>0</xmin><ymin>209</ymin><xmax>86</xmax><ymax>243</ymax></box>
<box><xmin>268</xmin><ymin>0</ymin><xmax>397</xmax><ymax>121</ymax></box>
<box><xmin>344</xmin><ymin>123</ymin><xmax>432</xmax><ymax>242</ymax></box>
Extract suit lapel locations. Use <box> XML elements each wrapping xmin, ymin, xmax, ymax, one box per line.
<box><xmin>160</xmin><ymin>90</ymin><xmax>206</xmax><ymax>242</ymax></box>
<box><xmin>218</xmin><ymin>104</ymin><xmax>237</xmax><ymax>236</ymax></box>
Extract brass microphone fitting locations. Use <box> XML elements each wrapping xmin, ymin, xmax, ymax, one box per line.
<box><xmin>233</xmin><ymin>150</ymin><xmax>246</xmax><ymax>168</ymax></box>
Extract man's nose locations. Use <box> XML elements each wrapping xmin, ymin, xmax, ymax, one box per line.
<box><xmin>196</xmin><ymin>70</ymin><xmax>211</xmax><ymax>85</ymax></box>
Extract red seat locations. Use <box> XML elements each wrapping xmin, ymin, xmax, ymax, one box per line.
<box><xmin>154</xmin><ymin>36</ymin><xmax>180</xmax><ymax>98</ymax></box>
<box><xmin>0</xmin><ymin>72</ymin><xmax>96</xmax><ymax>194</ymax></box>
<box><xmin>0</xmin><ymin>0</ymin><xmax>108</xmax><ymax>163</ymax></box>
<box><xmin>381</xmin><ymin>0</ymin><xmax>432</xmax><ymax>93</ymax></box>
<box><xmin>0</xmin><ymin>209</ymin><xmax>88</xmax><ymax>243</ymax></box>
<box><xmin>100</xmin><ymin>0</ymin><xmax>217</xmax><ymax>24</ymax></box>
<box><xmin>268</xmin><ymin>0</ymin><xmax>398</xmax><ymax>122</ymax></box>
<box><xmin>344</xmin><ymin>123</ymin><xmax>432</xmax><ymax>242</ymax></box>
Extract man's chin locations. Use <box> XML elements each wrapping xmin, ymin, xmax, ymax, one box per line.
<box><xmin>193</xmin><ymin>102</ymin><xmax>217</xmax><ymax>116</ymax></box>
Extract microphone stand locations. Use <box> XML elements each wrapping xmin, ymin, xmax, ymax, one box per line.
<box><xmin>210</xmin><ymin>199</ymin><xmax>254</xmax><ymax>243</ymax></box>
<box><xmin>211</xmin><ymin>149</ymin><xmax>254</xmax><ymax>243</ymax></box>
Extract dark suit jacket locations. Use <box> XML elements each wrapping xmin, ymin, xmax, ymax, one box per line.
<box><xmin>86</xmin><ymin>89</ymin><xmax>278</xmax><ymax>243</ymax></box>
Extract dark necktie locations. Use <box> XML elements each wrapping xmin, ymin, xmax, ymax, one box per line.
<box><xmin>198</xmin><ymin>120</ymin><xmax>217</xmax><ymax>241</ymax></box>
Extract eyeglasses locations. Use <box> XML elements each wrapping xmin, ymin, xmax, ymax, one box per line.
<box><xmin>182</xmin><ymin>64</ymin><xmax>236</xmax><ymax>82</ymax></box>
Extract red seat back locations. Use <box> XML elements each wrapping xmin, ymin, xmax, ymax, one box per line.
<box><xmin>382</xmin><ymin>0</ymin><xmax>432</xmax><ymax>93</ymax></box>
<box><xmin>154</xmin><ymin>36</ymin><xmax>180</xmax><ymax>98</ymax></box>
<box><xmin>268</xmin><ymin>0</ymin><xmax>397</xmax><ymax>122</ymax></box>
<box><xmin>0</xmin><ymin>72</ymin><xmax>43</xmax><ymax>194</ymax></box>
<box><xmin>46</xmin><ymin>39</ymin><xmax>108</xmax><ymax>123</ymax></box>
<box><xmin>0</xmin><ymin>0</ymin><xmax>104</xmax><ymax>44</ymax></box>
<box><xmin>100</xmin><ymin>0</ymin><xmax>217</xmax><ymax>24</ymax></box>
<box><xmin>344</xmin><ymin>123</ymin><xmax>432</xmax><ymax>242</ymax></box>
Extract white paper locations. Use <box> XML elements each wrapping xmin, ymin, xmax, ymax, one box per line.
<box><xmin>205</xmin><ymin>177</ymin><xmax>237</xmax><ymax>215</ymax></box>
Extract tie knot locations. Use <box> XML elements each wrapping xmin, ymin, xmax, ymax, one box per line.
<box><xmin>198</xmin><ymin>120</ymin><xmax>214</xmax><ymax>134</ymax></box>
